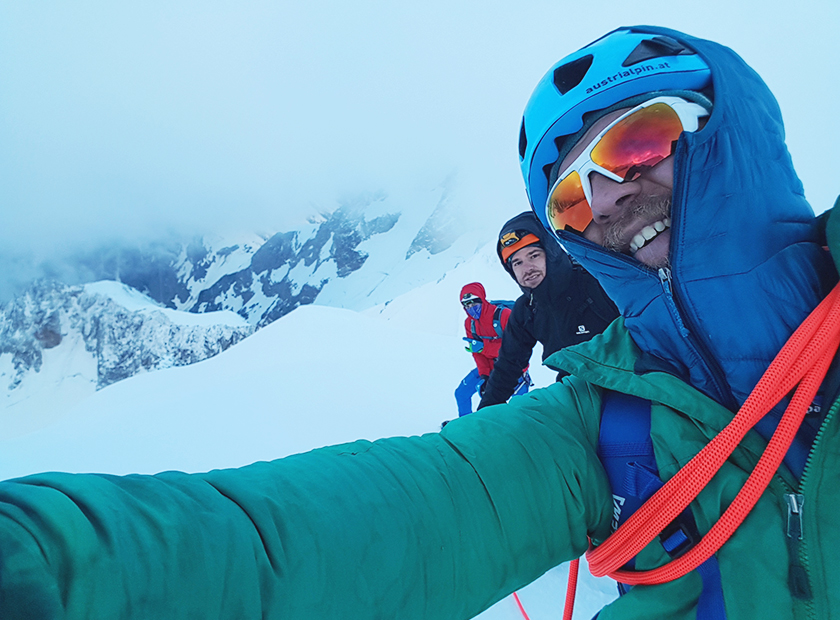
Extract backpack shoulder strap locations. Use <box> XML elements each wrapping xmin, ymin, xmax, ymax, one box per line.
<box><xmin>598</xmin><ymin>390</ymin><xmax>727</xmax><ymax>618</ymax></box>
<box><xmin>469</xmin><ymin>318</ymin><xmax>479</xmax><ymax>340</ymax></box>
<box><xmin>468</xmin><ymin>308</ymin><xmax>503</xmax><ymax>343</ymax></box>
<box><xmin>491</xmin><ymin>306</ymin><xmax>504</xmax><ymax>339</ymax></box>
<box><xmin>598</xmin><ymin>391</ymin><xmax>656</xmax><ymax>535</ymax></box>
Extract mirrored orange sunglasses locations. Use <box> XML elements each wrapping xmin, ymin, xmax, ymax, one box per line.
<box><xmin>546</xmin><ymin>96</ymin><xmax>708</xmax><ymax>234</ymax></box>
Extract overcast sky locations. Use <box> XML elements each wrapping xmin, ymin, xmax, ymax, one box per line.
<box><xmin>1</xmin><ymin>1</ymin><xmax>838</xmax><ymax>266</ymax></box>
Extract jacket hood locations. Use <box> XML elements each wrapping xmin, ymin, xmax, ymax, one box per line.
<box><xmin>550</xmin><ymin>25</ymin><xmax>836</xmax><ymax>408</ymax></box>
<box><xmin>498</xmin><ymin>212</ymin><xmax>572</xmax><ymax>296</ymax></box>
<box><xmin>460</xmin><ymin>282</ymin><xmax>488</xmax><ymax>315</ymax></box>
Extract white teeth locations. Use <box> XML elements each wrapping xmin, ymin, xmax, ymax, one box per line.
<box><xmin>632</xmin><ymin>233</ymin><xmax>646</xmax><ymax>251</ymax></box>
<box><xmin>629</xmin><ymin>218</ymin><xmax>671</xmax><ymax>255</ymax></box>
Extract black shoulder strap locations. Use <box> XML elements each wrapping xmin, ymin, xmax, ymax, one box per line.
<box><xmin>469</xmin><ymin>318</ymin><xmax>479</xmax><ymax>340</ymax></box>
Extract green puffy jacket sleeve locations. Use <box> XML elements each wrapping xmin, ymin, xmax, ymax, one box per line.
<box><xmin>0</xmin><ymin>379</ymin><xmax>611</xmax><ymax>619</ymax></box>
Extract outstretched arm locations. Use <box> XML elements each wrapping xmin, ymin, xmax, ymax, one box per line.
<box><xmin>0</xmin><ymin>380</ymin><xmax>611</xmax><ymax>620</ymax></box>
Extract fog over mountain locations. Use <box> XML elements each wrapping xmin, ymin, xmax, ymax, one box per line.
<box><xmin>1</xmin><ymin>1</ymin><xmax>836</xmax><ymax>300</ymax></box>
<box><xmin>0</xmin><ymin>188</ymin><xmax>505</xmax><ymax>434</ymax></box>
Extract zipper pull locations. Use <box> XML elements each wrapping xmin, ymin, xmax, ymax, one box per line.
<box><xmin>784</xmin><ymin>493</ymin><xmax>812</xmax><ymax>599</ymax></box>
<box><xmin>657</xmin><ymin>268</ymin><xmax>690</xmax><ymax>338</ymax></box>
<box><xmin>785</xmin><ymin>493</ymin><xmax>805</xmax><ymax>539</ymax></box>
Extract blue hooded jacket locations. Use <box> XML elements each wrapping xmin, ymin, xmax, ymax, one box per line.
<box><xmin>550</xmin><ymin>26</ymin><xmax>836</xmax><ymax>412</ymax></box>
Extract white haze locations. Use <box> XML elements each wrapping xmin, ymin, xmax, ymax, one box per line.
<box><xmin>0</xmin><ymin>0</ymin><xmax>837</xmax><ymax>277</ymax></box>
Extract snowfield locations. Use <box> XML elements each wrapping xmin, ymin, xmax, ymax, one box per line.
<box><xmin>0</xmin><ymin>240</ymin><xmax>617</xmax><ymax>618</ymax></box>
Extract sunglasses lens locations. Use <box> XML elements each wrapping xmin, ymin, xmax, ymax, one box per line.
<box><xmin>591</xmin><ymin>103</ymin><xmax>683</xmax><ymax>180</ymax></box>
<box><xmin>546</xmin><ymin>102</ymin><xmax>685</xmax><ymax>234</ymax></box>
<box><xmin>547</xmin><ymin>170</ymin><xmax>592</xmax><ymax>233</ymax></box>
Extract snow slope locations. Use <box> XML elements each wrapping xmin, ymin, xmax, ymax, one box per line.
<box><xmin>0</xmin><ymin>241</ymin><xmax>617</xmax><ymax>618</ymax></box>
<box><xmin>85</xmin><ymin>280</ymin><xmax>249</xmax><ymax>327</ymax></box>
<box><xmin>1</xmin><ymin>279</ymin><xmax>253</xmax><ymax>438</ymax></box>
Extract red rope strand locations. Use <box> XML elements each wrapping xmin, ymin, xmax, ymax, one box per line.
<box><xmin>586</xmin><ymin>283</ymin><xmax>840</xmax><ymax>584</ymax></box>
<box><xmin>512</xmin><ymin>591</ymin><xmax>531</xmax><ymax>620</ymax></box>
<box><xmin>562</xmin><ymin>558</ymin><xmax>580</xmax><ymax>620</ymax></box>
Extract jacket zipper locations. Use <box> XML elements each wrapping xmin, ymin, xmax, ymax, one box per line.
<box><xmin>783</xmin><ymin>493</ymin><xmax>811</xmax><ymax>602</ymax></box>
<box><xmin>657</xmin><ymin>267</ymin><xmax>738</xmax><ymax>409</ymax></box>
<box><xmin>573</xmin><ymin>246</ymin><xmax>736</xmax><ymax>407</ymax></box>
<box><xmin>658</xmin><ymin>268</ymin><xmax>690</xmax><ymax>338</ymax></box>
<box><xmin>666</xmin><ymin>137</ymin><xmax>739</xmax><ymax>411</ymax></box>
<box><xmin>789</xmin><ymin>396</ymin><xmax>840</xmax><ymax>618</ymax></box>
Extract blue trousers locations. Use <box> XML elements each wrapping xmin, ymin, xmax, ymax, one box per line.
<box><xmin>455</xmin><ymin>368</ymin><xmax>483</xmax><ymax>417</ymax></box>
<box><xmin>455</xmin><ymin>369</ymin><xmax>532</xmax><ymax>417</ymax></box>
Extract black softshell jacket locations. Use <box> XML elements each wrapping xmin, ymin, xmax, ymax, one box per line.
<box><xmin>479</xmin><ymin>215</ymin><xmax>618</xmax><ymax>408</ymax></box>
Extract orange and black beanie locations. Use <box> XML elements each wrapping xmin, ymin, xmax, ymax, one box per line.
<box><xmin>497</xmin><ymin>212</ymin><xmax>546</xmax><ymax>275</ymax></box>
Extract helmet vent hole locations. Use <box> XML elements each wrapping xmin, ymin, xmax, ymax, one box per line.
<box><xmin>519</xmin><ymin>119</ymin><xmax>528</xmax><ymax>159</ymax></box>
<box><xmin>622</xmin><ymin>36</ymin><xmax>694</xmax><ymax>67</ymax></box>
<box><xmin>542</xmin><ymin>161</ymin><xmax>554</xmax><ymax>187</ymax></box>
<box><xmin>552</xmin><ymin>55</ymin><xmax>593</xmax><ymax>95</ymax></box>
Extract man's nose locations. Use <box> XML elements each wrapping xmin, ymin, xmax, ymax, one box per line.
<box><xmin>588</xmin><ymin>172</ymin><xmax>639</xmax><ymax>223</ymax></box>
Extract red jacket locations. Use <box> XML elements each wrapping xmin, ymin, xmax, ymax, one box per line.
<box><xmin>461</xmin><ymin>283</ymin><xmax>511</xmax><ymax>376</ymax></box>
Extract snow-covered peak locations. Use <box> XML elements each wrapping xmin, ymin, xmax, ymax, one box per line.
<box><xmin>84</xmin><ymin>280</ymin><xmax>248</xmax><ymax>327</ymax></box>
<box><xmin>1</xmin><ymin>279</ymin><xmax>254</xmax><ymax>438</ymax></box>
<box><xmin>2</xmin><ymin>180</ymin><xmax>503</xmax><ymax>435</ymax></box>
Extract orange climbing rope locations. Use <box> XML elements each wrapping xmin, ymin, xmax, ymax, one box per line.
<box><xmin>512</xmin><ymin>591</ymin><xmax>531</xmax><ymax>620</ymax></box>
<box><xmin>561</xmin><ymin>283</ymin><xmax>840</xmax><ymax>619</ymax></box>
<box><xmin>585</xmin><ymin>282</ymin><xmax>840</xmax><ymax>584</ymax></box>
<box><xmin>562</xmin><ymin>558</ymin><xmax>580</xmax><ymax>620</ymax></box>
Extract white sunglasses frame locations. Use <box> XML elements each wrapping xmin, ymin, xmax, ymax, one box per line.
<box><xmin>545</xmin><ymin>96</ymin><xmax>709</xmax><ymax>221</ymax></box>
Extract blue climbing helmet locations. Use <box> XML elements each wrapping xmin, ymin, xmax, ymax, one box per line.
<box><xmin>518</xmin><ymin>28</ymin><xmax>712</xmax><ymax>232</ymax></box>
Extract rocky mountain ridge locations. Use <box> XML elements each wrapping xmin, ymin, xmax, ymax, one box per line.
<box><xmin>69</xmin><ymin>202</ymin><xmax>403</xmax><ymax>327</ymax></box>
<box><xmin>0</xmin><ymin>280</ymin><xmax>253</xmax><ymax>394</ymax></box>
<box><xmin>1</xmin><ymin>187</ymin><xmax>475</xmax><ymax>424</ymax></box>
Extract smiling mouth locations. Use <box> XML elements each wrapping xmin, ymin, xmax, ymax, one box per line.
<box><xmin>629</xmin><ymin>217</ymin><xmax>671</xmax><ymax>254</ymax></box>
